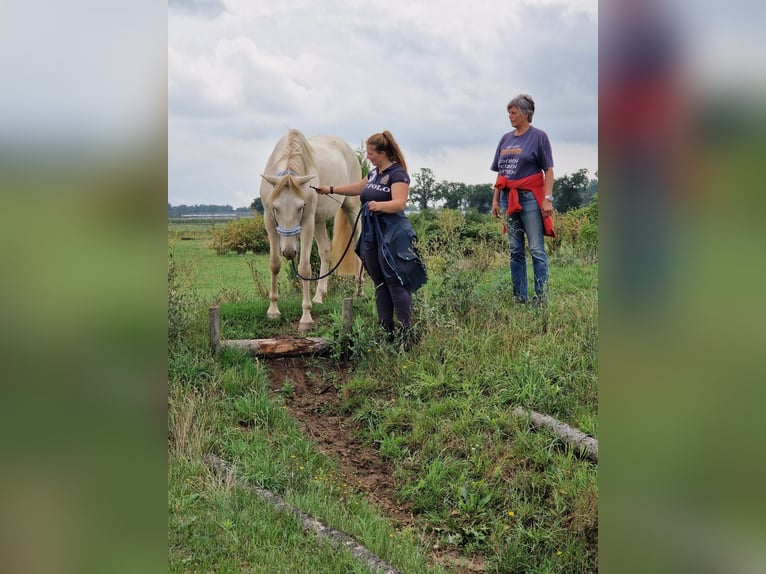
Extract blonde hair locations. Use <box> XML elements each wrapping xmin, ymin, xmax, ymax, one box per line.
<box><xmin>366</xmin><ymin>130</ymin><xmax>408</xmax><ymax>172</ymax></box>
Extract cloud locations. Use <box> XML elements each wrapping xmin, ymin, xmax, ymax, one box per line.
<box><xmin>168</xmin><ymin>0</ymin><xmax>227</xmax><ymax>18</ymax></box>
<box><xmin>169</xmin><ymin>0</ymin><xmax>598</xmax><ymax>206</ymax></box>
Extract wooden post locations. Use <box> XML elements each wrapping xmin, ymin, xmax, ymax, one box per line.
<box><xmin>209</xmin><ymin>306</ymin><xmax>221</xmax><ymax>354</ymax></box>
<box><xmin>342</xmin><ymin>298</ymin><xmax>353</xmax><ymax>336</ymax></box>
<box><xmin>341</xmin><ymin>297</ymin><xmax>353</xmax><ymax>359</ymax></box>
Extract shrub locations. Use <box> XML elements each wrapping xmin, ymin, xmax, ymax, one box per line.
<box><xmin>577</xmin><ymin>193</ymin><xmax>598</xmax><ymax>258</ymax></box>
<box><xmin>550</xmin><ymin>194</ymin><xmax>598</xmax><ymax>259</ymax></box>
<box><xmin>209</xmin><ymin>216</ymin><xmax>269</xmax><ymax>254</ymax></box>
<box><xmin>168</xmin><ymin>249</ymin><xmax>196</xmax><ymax>345</ymax></box>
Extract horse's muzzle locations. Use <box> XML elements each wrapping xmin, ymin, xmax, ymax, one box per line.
<box><xmin>277</xmin><ymin>224</ymin><xmax>300</xmax><ymax>260</ymax></box>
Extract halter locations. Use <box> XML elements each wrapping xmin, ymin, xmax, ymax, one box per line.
<box><xmin>276</xmin><ymin>223</ymin><xmax>302</xmax><ymax>237</ymax></box>
<box><xmin>272</xmin><ymin>169</ymin><xmax>303</xmax><ymax>237</ymax></box>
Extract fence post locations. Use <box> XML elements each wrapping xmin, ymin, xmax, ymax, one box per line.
<box><xmin>209</xmin><ymin>306</ymin><xmax>221</xmax><ymax>354</ymax></box>
<box><xmin>341</xmin><ymin>298</ymin><xmax>353</xmax><ymax>359</ymax></box>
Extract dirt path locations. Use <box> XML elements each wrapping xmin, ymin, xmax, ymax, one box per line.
<box><xmin>266</xmin><ymin>356</ymin><xmax>486</xmax><ymax>573</ymax></box>
<box><xmin>267</xmin><ymin>356</ymin><xmax>414</xmax><ymax>526</ymax></box>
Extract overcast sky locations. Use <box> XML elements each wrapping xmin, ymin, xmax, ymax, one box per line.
<box><xmin>169</xmin><ymin>0</ymin><xmax>598</xmax><ymax>208</ymax></box>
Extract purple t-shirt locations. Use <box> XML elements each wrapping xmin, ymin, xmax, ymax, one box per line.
<box><xmin>490</xmin><ymin>126</ymin><xmax>554</xmax><ymax>180</ymax></box>
<box><xmin>360</xmin><ymin>164</ymin><xmax>410</xmax><ymax>205</ymax></box>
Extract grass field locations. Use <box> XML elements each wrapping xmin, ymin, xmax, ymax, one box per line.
<box><xmin>168</xmin><ymin>213</ymin><xmax>598</xmax><ymax>573</ymax></box>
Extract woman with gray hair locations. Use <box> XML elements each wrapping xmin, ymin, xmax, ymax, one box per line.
<box><xmin>490</xmin><ymin>93</ymin><xmax>556</xmax><ymax>305</ymax></box>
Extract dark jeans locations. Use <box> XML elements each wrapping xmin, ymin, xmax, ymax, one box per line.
<box><xmin>359</xmin><ymin>240</ymin><xmax>412</xmax><ymax>330</ymax></box>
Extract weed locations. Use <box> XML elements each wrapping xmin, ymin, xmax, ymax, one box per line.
<box><xmin>168</xmin><ymin>248</ymin><xmax>197</xmax><ymax>345</ymax></box>
<box><xmin>245</xmin><ymin>252</ymin><xmax>270</xmax><ymax>298</ymax></box>
<box><xmin>278</xmin><ymin>379</ymin><xmax>295</xmax><ymax>400</ymax></box>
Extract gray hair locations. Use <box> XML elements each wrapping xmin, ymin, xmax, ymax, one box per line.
<box><xmin>507</xmin><ymin>94</ymin><xmax>535</xmax><ymax>122</ymax></box>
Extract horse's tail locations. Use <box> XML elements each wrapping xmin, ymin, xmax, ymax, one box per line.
<box><xmin>332</xmin><ymin>205</ymin><xmax>358</xmax><ymax>275</ymax></box>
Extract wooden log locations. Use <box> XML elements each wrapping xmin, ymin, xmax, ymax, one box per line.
<box><xmin>205</xmin><ymin>454</ymin><xmax>403</xmax><ymax>574</ymax></box>
<box><xmin>220</xmin><ymin>336</ymin><xmax>329</xmax><ymax>357</ymax></box>
<box><xmin>512</xmin><ymin>407</ymin><xmax>598</xmax><ymax>462</ymax></box>
<box><xmin>209</xmin><ymin>306</ymin><xmax>221</xmax><ymax>353</ymax></box>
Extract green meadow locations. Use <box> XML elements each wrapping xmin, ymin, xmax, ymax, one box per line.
<box><xmin>168</xmin><ymin>206</ymin><xmax>598</xmax><ymax>573</ymax></box>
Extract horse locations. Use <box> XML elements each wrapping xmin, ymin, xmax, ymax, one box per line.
<box><xmin>260</xmin><ymin>129</ymin><xmax>363</xmax><ymax>332</ymax></box>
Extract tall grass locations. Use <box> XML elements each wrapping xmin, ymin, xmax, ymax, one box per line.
<box><xmin>168</xmin><ymin>210</ymin><xmax>598</xmax><ymax>572</ymax></box>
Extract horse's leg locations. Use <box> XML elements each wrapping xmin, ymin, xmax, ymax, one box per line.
<box><xmin>312</xmin><ymin>223</ymin><xmax>331</xmax><ymax>304</ymax></box>
<box><xmin>266</xmin><ymin>228</ymin><xmax>282</xmax><ymax>319</ymax></box>
<box><xmin>297</xmin><ymin>226</ymin><xmax>315</xmax><ymax>331</ymax></box>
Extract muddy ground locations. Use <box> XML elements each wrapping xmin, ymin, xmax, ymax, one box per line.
<box><xmin>266</xmin><ymin>355</ymin><xmax>487</xmax><ymax>574</ymax></box>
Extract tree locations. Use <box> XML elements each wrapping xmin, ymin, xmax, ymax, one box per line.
<box><xmin>250</xmin><ymin>198</ymin><xmax>264</xmax><ymax>214</ymax></box>
<box><xmin>463</xmin><ymin>183</ymin><xmax>494</xmax><ymax>214</ymax></box>
<box><xmin>355</xmin><ymin>143</ymin><xmax>372</xmax><ymax>177</ymax></box>
<box><xmin>440</xmin><ymin>181</ymin><xmax>466</xmax><ymax>210</ymax></box>
<box><xmin>409</xmin><ymin>167</ymin><xmax>437</xmax><ymax>211</ymax></box>
<box><xmin>553</xmin><ymin>168</ymin><xmax>589</xmax><ymax>213</ymax></box>
<box><xmin>582</xmin><ymin>171</ymin><xmax>598</xmax><ymax>205</ymax></box>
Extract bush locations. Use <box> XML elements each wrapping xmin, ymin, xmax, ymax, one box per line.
<box><xmin>412</xmin><ymin>209</ymin><xmax>493</xmax><ymax>252</ymax></box>
<box><xmin>550</xmin><ymin>193</ymin><xmax>598</xmax><ymax>259</ymax></box>
<box><xmin>209</xmin><ymin>216</ymin><xmax>269</xmax><ymax>254</ymax></box>
<box><xmin>579</xmin><ymin>194</ymin><xmax>598</xmax><ymax>258</ymax></box>
<box><xmin>168</xmin><ymin>249</ymin><xmax>196</xmax><ymax>345</ymax></box>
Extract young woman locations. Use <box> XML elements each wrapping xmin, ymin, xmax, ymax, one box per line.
<box><xmin>316</xmin><ymin>130</ymin><xmax>426</xmax><ymax>347</ymax></box>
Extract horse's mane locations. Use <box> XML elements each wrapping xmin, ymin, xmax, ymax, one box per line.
<box><xmin>270</xmin><ymin>129</ymin><xmax>315</xmax><ymax>199</ymax></box>
<box><xmin>283</xmin><ymin>129</ymin><xmax>315</xmax><ymax>173</ymax></box>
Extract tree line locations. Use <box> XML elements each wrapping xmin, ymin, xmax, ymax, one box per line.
<box><xmin>169</xmin><ymin>167</ymin><xmax>597</xmax><ymax>217</ymax></box>
<box><xmin>407</xmin><ymin>167</ymin><xmax>598</xmax><ymax>214</ymax></box>
<box><xmin>168</xmin><ymin>203</ymin><xmax>253</xmax><ymax>218</ymax></box>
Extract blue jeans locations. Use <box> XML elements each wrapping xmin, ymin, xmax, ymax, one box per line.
<box><xmin>500</xmin><ymin>190</ymin><xmax>549</xmax><ymax>301</ymax></box>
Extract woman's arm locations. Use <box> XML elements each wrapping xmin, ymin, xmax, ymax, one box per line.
<box><xmin>316</xmin><ymin>179</ymin><xmax>366</xmax><ymax>196</ymax></box>
<box><xmin>542</xmin><ymin>167</ymin><xmax>555</xmax><ymax>216</ymax></box>
<box><xmin>491</xmin><ymin>185</ymin><xmax>501</xmax><ymax>218</ymax></box>
<box><xmin>543</xmin><ymin>168</ymin><xmax>554</xmax><ymax>196</ymax></box>
<box><xmin>367</xmin><ymin>182</ymin><xmax>408</xmax><ymax>213</ymax></box>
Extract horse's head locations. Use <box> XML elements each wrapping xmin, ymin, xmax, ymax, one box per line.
<box><xmin>261</xmin><ymin>171</ymin><xmax>316</xmax><ymax>260</ymax></box>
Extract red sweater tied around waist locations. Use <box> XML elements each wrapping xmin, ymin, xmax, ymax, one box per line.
<box><xmin>493</xmin><ymin>172</ymin><xmax>556</xmax><ymax>238</ymax></box>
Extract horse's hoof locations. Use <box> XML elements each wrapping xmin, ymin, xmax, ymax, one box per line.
<box><xmin>267</xmin><ymin>312</ymin><xmax>281</xmax><ymax>320</ymax></box>
<box><xmin>298</xmin><ymin>322</ymin><xmax>313</xmax><ymax>333</ymax></box>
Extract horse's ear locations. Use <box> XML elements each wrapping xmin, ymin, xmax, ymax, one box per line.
<box><xmin>295</xmin><ymin>175</ymin><xmax>315</xmax><ymax>186</ymax></box>
<box><xmin>261</xmin><ymin>174</ymin><xmax>280</xmax><ymax>186</ymax></box>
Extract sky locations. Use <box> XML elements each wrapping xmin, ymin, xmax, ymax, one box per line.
<box><xmin>169</xmin><ymin>0</ymin><xmax>599</xmax><ymax>208</ymax></box>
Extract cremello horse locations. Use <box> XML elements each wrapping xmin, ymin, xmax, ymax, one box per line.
<box><xmin>260</xmin><ymin>129</ymin><xmax>362</xmax><ymax>332</ymax></box>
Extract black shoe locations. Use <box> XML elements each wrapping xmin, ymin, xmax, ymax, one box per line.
<box><xmin>399</xmin><ymin>326</ymin><xmax>420</xmax><ymax>352</ymax></box>
<box><xmin>531</xmin><ymin>295</ymin><xmax>547</xmax><ymax>308</ymax></box>
<box><xmin>379</xmin><ymin>321</ymin><xmax>396</xmax><ymax>343</ymax></box>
